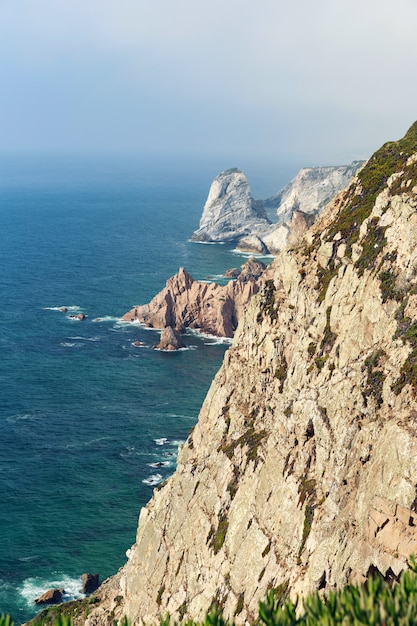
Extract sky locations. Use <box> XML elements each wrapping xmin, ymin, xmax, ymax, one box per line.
<box><xmin>1</xmin><ymin>0</ymin><xmax>417</xmax><ymax>166</ymax></box>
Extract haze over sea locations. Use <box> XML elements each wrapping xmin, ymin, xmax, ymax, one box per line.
<box><xmin>0</xmin><ymin>154</ymin><xmax>299</xmax><ymax>622</ymax></box>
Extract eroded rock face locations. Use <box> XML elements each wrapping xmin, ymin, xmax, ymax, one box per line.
<box><xmin>122</xmin><ymin>259</ymin><xmax>266</xmax><ymax>339</ymax></box>
<box><xmin>81</xmin><ymin>124</ymin><xmax>417</xmax><ymax>625</ymax></box>
<box><xmin>191</xmin><ymin>168</ymin><xmax>270</xmax><ymax>242</ymax></box>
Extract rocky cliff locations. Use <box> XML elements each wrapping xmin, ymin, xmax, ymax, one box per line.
<box><xmin>191</xmin><ymin>168</ymin><xmax>270</xmax><ymax>243</ymax></box>
<box><xmin>76</xmin><ymin>123</ymin><xmax>417</xmax><ymax>625</ymax></box>
<box><xmin>122</xmin><ymin>259</ymin><xmax>265</xmax><ymax>339</ymax></box>
<box><xmin>264</xmin><ymin>161</ymin><xmax>364</xmax><ymax>222</ymax></box>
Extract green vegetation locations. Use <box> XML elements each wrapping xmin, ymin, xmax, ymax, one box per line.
<box><xmin>318</xmin><ymin>308</ymin><xmax>336</xmax><ymax>356</ymax></box>
<box><xmin>207</xmin><ymin>511</ymin><xmax>229</xmax><ymax>554</ymax></box>
<box><xmin>392</xmin><ymin>297</ymin><xmax>417</xmax><ymax>396</ymax></box>
<box><xmin>363</xmin><ymin>349</ymin><xmax>386</xmax><ymax>409</ymax></box>
<box><xmin>257</xmin><ymin>280</ymin><xmax>278</xmax><ymax>322</ymax></box>
<box><xmin>16</xmin><ymin>555</ymin><xmax>417</xmax><ymax>624</ymax></box>
<box><xmin>312</xmin><ymin>122</ymin><xmax>417</xmax><ymax>302</ymax></box>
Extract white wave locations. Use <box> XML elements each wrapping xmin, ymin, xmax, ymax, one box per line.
<box><xmin>186</xmin><ymin>328</ymin><xmax>232</xmax><ymax>344</ymax></box>
<box><xmin>43</xmin><ymin>305</ymin><xmax>81</xmax><ymax>312</ymax></box>
<box><xmin>170</xmin><ymin>439</ymin><xmax>185</xmax><ymax>447</ymax></box>
<box><xmin>59</xmin><ymin>342</ymin><xmax>78</xmax><ymax>348</ymax></box>
<box><xmin>92</xmin><ymin>316</ymin><xmax>119</xmax><ymax>323</ymax></box>
<box><xmin>230</xmin><ymin>248</ymin><xmax>275</xmax><ymax>259</ymax></box>
<box><xmin>142</xmin><ymin>473</ymin><xmax>163</xmax><ymax>486</ymax></box>
<box><xmin>188</xmin><ymin>240</ymin><xmax>225</xmax><ymax>245</ymax></box>
<box><xmin>67</xmin><ymin>336</ymin><xmax>100</xmax><ymax>342</ymax></box>
<box><xmin>131</xmin><ymin>341</ymin><xmax>147</xmax><ymax>348</ymax></box>
<box><xmin>154</xmin><ymin>437</ymin><xmax>168</xmax><ymax>446</ymax></box>
<box><xmin>19</xmin><ymin>574</ymin><xmax>85</xmax><ymax>607</ymax></box>
<box><xmin>6</xmin><ymin>413</ymin><xmax>42</xmax><ymax>423</ymax></box>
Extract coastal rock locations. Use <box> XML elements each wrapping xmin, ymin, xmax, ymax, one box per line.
<box><xmin>122</xmin><ymin>259</ymin><xmax>266</xmax><ymax>339</ymax></box>
<box><xmin>72</xmin><ymin>123</ymin><xmax>417</xmax><ymax>626</ymax></box>
<box><xmin>236</xmin><ymin>234</ymin><xmax>269</xmax><ymax>254</ymax></box>
<box><xmin>34</xmin><ymin>589</ymin><xmax>65</xmax><ymax>605</ymax></box>
<box><xmin>153</xmin><ymin>326</ymin><xmax>184</xmax><ymax>351</ymax></box>
<box><xmin>80</xmin><ymin>573</ymin><xmax>100</xmax><ymax>594</ymax></box>
<box><xmin>191</xmin><ymin>168</ymin><xmax>270</xmax><ymax>242</ymax></box>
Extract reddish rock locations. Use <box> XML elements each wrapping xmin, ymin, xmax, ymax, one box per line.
<box><xmin>34</xmin><ymin>588</ymin><xmax>65</xmax><ymax>605</ymax></box>
<box><xmin>122</xmin><ymin>259</ymin><xmax>266</xmax><ymax>339</ymax></box>
<box><xmin>153</xmin><ymin>327</ymin><xmax>184</xmax><ymax>351</ymax></box>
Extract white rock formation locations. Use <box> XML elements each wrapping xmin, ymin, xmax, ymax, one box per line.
<box><xmin>265</xmin><ymin>161</ymin><xmax>364</xmax><ymax>223</ymax></box>
<box><xmin>191</xmin><ymin>168</ymin><xmax>270</xmax><ymax>242</ymax></box>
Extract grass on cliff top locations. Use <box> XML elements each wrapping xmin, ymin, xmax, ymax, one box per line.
<box><xmin>325</xmin><ymin>121</ymin><xmax>417</xmax><ymax>250</ymax></box>
<box><xmin>15</xmin><ymin>555</ymin><xmax>417</xmax><ymax>626</ymax></box>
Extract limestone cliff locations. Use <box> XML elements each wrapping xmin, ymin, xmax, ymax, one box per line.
<box><xmin>81</xmin><ymin>123</ymin><xmax>417</xmax><ymax>625</ymax></box>
<box><xmin>191</xmin><ymin>168</ymin><xmax>270</xmax><ymax>243</ymax></box>
<box><xmin>122</xmin><ymin>259</ymin><xmax>265</xmax><ymax>339</ymax></box>
<box><xmin>265</xmin><ymin>161</ymin><xmax>364</xmax><ymax>222</ymax></box>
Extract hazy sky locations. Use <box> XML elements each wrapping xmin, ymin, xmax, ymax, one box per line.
<box><xmin>1</xmin><ymin>0</ymin><xmax>417</xmax><ymax>164</ymax></box>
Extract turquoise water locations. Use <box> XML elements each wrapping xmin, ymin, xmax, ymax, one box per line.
<box><xmin>0</xmin><ymin>154</ymin><xmax>298</xmax><ymax>622</ymax></box>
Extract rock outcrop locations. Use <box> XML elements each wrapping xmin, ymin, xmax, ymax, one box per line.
<box><xmin>153</xmin><ymin>326</ymin><xmax>184</xmax><ymax>351</ymax></box>
<box><xmin>191</xmin><ymin>168</ymin><xmax>270</xmax><ymax>243</ymax></box>
<box><xmin>122</xmin><ymin>259</ymin><xmax>266</xmax><ymax>339</ymax></box>
<box><xmin>192</xmin><ymin>163</ymin><xmax>364</xmax><ymax>256</ymax></box>
<box><xmin>34</xmin><ymin>589</ymin><xmax>65</xmax><ymax>606</ymax></box>
<box><xmin>81</xmin><ymin>573</ymin><xmax>100</xmax><ymax>595</ymax></box>
<box><xmin>72</xmin><ymin>123</ymin><xmax>417</xmax><ymax>625</ymax></box>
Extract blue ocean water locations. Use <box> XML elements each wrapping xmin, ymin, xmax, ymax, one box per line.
<box><xmin>0</xmin><ymin>154</ymin><xmax>298</xmax><ymax>622</ymax></box>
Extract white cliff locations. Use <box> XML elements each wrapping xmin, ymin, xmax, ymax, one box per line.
<box><xmin>191</xmin><ymin>168</ymin><xmax>270</xmax><ymax>243</ymax></box>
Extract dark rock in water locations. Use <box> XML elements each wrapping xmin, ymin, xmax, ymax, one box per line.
<box><xmin>60</xmin><ymin>307</ymin><xmax>68</xmax><ymax>313</ymax></box>
<box><xmin>77</xmin><ymin>313</ymin><xmax>86</xmax><ymax>320</ymax></box>
<box><xmin>81</xmin><ymin>573</ymin><xmax>100</xmax><ymax>594</ymax></box>
<box><xmin>34</xmin><ymin>588</ymin><xmax>65</xmax><ymax>605</ymax></box>
<box><xmin>154</xmin><ymin>326</ymin><xmax>184</xmax><ymax>351</ymax></box>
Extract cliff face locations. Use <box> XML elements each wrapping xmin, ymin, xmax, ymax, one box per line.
<box><xmin>84</xmin><ymin>123</ymin><xmax>417</xmax><ymax>625</ymax></box>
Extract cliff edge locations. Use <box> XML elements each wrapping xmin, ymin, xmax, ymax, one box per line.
<box><xmin>72</xmin><ymin>122</ymin><xmax>417</xmax><ymax>625</ymax></box>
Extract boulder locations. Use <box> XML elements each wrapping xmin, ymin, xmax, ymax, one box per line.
<box><xmin>34</xmin><ymin>588</ymin><xmax>65</xmax><ymax>605</ymax></box>
<box><xmin>81</xmin><ymin>573</ymin><xmax>100</xmax><ymax>594</ymax></box>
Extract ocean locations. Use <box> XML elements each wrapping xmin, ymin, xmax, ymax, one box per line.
<box><xmin>0</xmin><ymin>153</ymin><xmax>299</xmax><ymax>622</ymax></box>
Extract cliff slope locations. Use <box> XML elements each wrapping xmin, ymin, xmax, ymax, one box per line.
<box><xmin>83</xmin><ymin>123</ymin><xmax>417</xmax><ymax>625</ymax></box>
